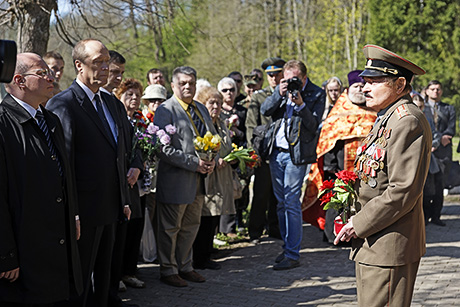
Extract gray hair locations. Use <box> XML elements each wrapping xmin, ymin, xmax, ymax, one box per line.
<box><xmin>172</xmin><ymin>66</ymin><xmax>197</xmax><ymax>83</ymax></box>
<box><xmin>217</xmin><ymin>77</ymin><xmax>237</xmax><ymax>92</ymax></box>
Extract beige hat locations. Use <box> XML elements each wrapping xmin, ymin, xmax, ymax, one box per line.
<box><xmin>142</xmin><ymin>84</ymin><xmax>167</xmax><ymax>101</ymax></box>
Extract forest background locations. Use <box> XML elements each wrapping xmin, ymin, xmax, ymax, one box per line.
<box><xmin>1</xmin><ymin>0</ymin><xmax>460</xmax><ymax>124</ymax></box>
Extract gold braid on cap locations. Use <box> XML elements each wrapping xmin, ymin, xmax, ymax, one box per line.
<box><xmin>364</xmin><ymin>65</ymin><xmax>399</xmax><ymax>75</ymax></box>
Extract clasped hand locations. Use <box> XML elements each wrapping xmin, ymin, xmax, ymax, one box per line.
<box><xmin>197</xmin><ymin>159</ymin><xmax>215</xmax><ymax>174</ymax></box>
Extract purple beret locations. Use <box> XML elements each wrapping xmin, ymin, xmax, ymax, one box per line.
<box><xmin>348</xmin><ymin>70</ymin><xmax>364</xmax><ymax>87</ymax></box>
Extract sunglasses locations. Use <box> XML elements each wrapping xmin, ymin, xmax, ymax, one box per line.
<box><xmin>221</xmin><ymin>88</ymin><xmax>235</xmax><ymax>93</ymax></box>
<box><xmin>147</xmin><ymin>99</ymin><xmax>164</xmax><ymax>103</ymax></box>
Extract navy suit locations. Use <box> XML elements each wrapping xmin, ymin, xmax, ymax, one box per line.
<box><xmin>47</xmin><ymin>80</ymin><xmax>135</xmax><ymax>306</ymax></box>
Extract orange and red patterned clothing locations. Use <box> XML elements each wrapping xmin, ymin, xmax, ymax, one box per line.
<box><xmin>302</xmin><ymin>90</ymin><xmax>377</xmax><ymax>229</ymax></box>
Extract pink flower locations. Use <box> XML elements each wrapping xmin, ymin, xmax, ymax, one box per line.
<box><xmin>165</xmin><ymin>124</ymin><xmax>176</xmax><ymax>135</ymax></box>
<box><xmin>156</xmin><ymin>129</ymin><xmax>166</xmax><ymax>137</ymax></box>
<box><xmin>160</xmin><ymin>134</ymin><xmax>171</xmax><ymax>145</ymax></box>
<box><xmin>147</xmin><ymin>123</ymin><xmax>159</xmax><ymax>135</ymax></box>
<box><xmin>229</xmin><ymin>114</ymin><xmax>240</xmax><ymax>126</ymax></box>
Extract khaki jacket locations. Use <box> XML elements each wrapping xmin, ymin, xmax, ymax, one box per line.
<box><xmin>351</xmin><ymin>97</ymin><xmax>432</xmax><ymax>266</ymax></box>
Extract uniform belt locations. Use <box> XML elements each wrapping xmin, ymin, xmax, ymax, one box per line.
<box><xmin>276</xmin><ymin>147</ymin><xmax>289</xmax><ymax>153</ymax></box>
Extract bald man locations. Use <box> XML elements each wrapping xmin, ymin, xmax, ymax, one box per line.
<box><xmin>0</xmin><ymin>53</ymin><xmax>82</xmax><ymax>305</ymax></box>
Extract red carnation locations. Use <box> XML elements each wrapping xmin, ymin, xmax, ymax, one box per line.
<box><xmin>335</xmin><ymin>170</ymin><xmax>358</xmax><ymax>184</ymax></box>
<box><xmin>146</xmin><ymin>112</ymin><xmax>154</xmax><ymax>121</ymax></box>
<box><xmin>320</xmin><ymin>179</ymin><xmax>335</xmax><ymax>192</ymax></box>
<box><xmin>320</xmin><ymin>191</ymin><xmax>335</xmax><ymax>206</ymax></box>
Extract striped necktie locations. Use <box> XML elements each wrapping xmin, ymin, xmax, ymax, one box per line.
<box><xmin>35</xmin><ymin>110</ymin><xmax>63</xmax><ymax>176</ymax></box>
<box><xmin>189</xmin><ymin>104</ymin><xmax>206</xmax><ymax>137</ymax></box>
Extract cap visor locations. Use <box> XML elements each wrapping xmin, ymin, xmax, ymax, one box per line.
<box><xmin>359</xmin><ymin>69</ymin><xmax>390</xmax><ymax>78</ymax></box>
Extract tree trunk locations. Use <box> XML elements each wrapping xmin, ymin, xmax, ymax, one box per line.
<box><xmin>15</xmin><ymin>0</ymin><xmax>57</xmax><ymax>55</ymax></box>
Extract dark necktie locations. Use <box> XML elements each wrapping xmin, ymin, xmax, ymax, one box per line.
<box><xmin>35</xmin><ymin>111</ymin><xmax>63</xmax><ymax>176</ymax></box>
<box><xmin>189</xmin><ymin>104</ymin><xmax>206</xmax><ymax>137</ymax></box>
<box><xmin>94</xmin><ymin>95</ymin><xmax>116</xmax><ymax>147</ymax></box>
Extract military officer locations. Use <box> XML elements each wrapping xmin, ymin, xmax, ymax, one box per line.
<box><xmin>334</xmin><ymin>45</ymin><xmax>432</xmax><ymax>306</ymax></box>
<box><xmin>246</xmin><ymin>57</ymin><xmax>285</xmax><ymax>243</ymax></box>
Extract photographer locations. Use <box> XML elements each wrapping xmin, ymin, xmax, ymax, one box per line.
<box><xmin>261</xmin><ymin>60</ymin><xmax>325</xmax><ymax>270</ymax></box>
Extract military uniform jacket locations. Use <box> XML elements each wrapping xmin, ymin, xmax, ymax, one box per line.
<box><xmin>351</xmin><ymin>97</ymin><xmax>431</xmax><ymax>266</ymax></box>
<box><xmin>245</xmin><ymin>86</ymin><xmax>273</xmax><ymax>146</ymax></box>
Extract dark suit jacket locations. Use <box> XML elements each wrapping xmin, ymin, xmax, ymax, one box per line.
<box><xmin>424</xmin><ymin>101</ymin><xmax>456</xmax><ymax>161</ymax></box>
<box><xmin>0</xmin><ymin>95</ymin><xmax>82</xmax><ymax>303</ymax></box>
<box><xmin>46</xmin><ymin>80</ymin><xmax>140</xmax><ymax>226</ymax></box>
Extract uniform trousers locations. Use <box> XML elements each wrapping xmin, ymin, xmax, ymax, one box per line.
<box><xmin>355</xmin><ymin>260</ymin><xmax>420</xmax><ymax>307</ymax></box>
<box><xmin>155</xmin><ymin>185</ymin><xmax>204</xmax><ymax>277</ymax></box>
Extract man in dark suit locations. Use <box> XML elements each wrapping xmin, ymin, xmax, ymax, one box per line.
<box><xmin>47</xmin><ymin>39</ymin><xmax>137</xmax><ymax>307</ymax></box>
<box><xmin>153</xmin><ymin>66</ymin><xmax>216</xmax><ymax>287</ymax></box>
<box><xmin>423</xmin><ymin>80</ymin><xmax>455</xmax><ymax>226</ymax></box>
<box><xmin>0</xmin><ymin>53</ymin><xmax>82</xmax><ymax>305</ymax></box>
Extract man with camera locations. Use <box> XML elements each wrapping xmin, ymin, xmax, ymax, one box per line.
<box><xmin>261</xmin><ymin>60</ymin><xmax>325</xmax><ymax>270</ymax></box>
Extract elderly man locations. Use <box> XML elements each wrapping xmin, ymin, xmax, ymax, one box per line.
<box><xmin>47</xmin><ymin>39</ymin><xmax>139</xmax><ymax>306</ymax></box>
<box><xmin>246</xmin><ymin>57</ymin><xmax>286</xmax><ymax>243</ymax></box>
<box><xmin>153</xmin><ymin>66</ymin><xmax>216</xmax><ymax>287</ymax></box>
<box><xmin>0</xmin><ymin>53</ymin><xmax>82</xmax><ymax>305</ymax></box>
<box><xmin>261</xmin><ymin>60</ymin><xmax>325</xmax><ymax>270</ymax></box>
<box><xmin>335</xmin><ymin>45</ymin><xmax>432</xmax><ymax>306</ymax></box>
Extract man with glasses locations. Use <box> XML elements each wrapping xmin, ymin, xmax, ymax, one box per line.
<box><xmin>0</xmin><ymin>53</ymin><xmax>82</xmax><ymax>305</ymax></box>
<box><xmin>246</xmin><ymin>57</ymin><xmax>285</xmax><ymax>244</ymax></box>
<box><xmin>335</xmin><ymin>45</ymin><xmax>431</xmax><ymax>306</ymax></box>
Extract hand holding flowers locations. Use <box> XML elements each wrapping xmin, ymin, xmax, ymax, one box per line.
<box><xmin>318</xmin><ymin>170</ymin><xmax>358</xmax><ymax>224</ymax></box>
<box><xmin>223</xmin><ymin>143</ymin><xmax>260</xmax><ymax>174</ymax></box>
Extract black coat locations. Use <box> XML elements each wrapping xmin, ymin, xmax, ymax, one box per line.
<box><xmin>46</xmin><ymin>81</ymin><xmax>142</xmax><ymax>227</ymax></box>
<box><xmin>0</xmin><ymin>95</ymin><xmax>82</xmax><ymax>303</ymax></box>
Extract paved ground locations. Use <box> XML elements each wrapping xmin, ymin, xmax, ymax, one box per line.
<box><xmin>121</xmin><ymin>198</ymin><xmax>460</xmax><ymax>306</ymax></box>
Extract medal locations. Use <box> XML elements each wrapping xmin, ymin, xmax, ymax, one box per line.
<box><xmin>368</xmin><ymin>177</ymin><xmax>377</xmax><ymax>188</ymax></box>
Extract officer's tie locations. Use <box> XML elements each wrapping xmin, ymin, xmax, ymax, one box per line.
<box><xmin>35</xmin><ymin>110</ymin><xmax>63</xmax><ymax>176</ymax></box>
<box><xmin>189</xmin><ymin>104</ymin><xmax>206</xmax><ymax>137</ymax></box>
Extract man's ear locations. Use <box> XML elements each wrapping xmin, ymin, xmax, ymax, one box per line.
<box><xmin>13</xmin><ymin>74</ymin><xmax>25</xmax><ymax>87</ymax></box>
<box><xmin>75</xmin><ymin>60</ymin><xmax>83</xmax><ymax>73</ymax></box>
<box><xmin>396</xmin><ymin>77</ymin><xmax>406</xmax><ymax>94</ymax></box>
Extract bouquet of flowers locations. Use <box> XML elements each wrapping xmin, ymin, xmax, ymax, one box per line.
<box><xmin>194</xmin><ymin>131</ymin><xmax>222</xmax><ymax>161</ymax></box>
<box><xmin>223</xmin><ymin>143</ymin><xmax>260</xmax><ymax>174</ymax></box>
<box><xmin>318</xmin><ymin>170</ymin><xmax>358</xmax><ymax>225</ymax></box>
<box><xmin>225</xmin><ymin>114</ymin><xmax>240</xmax><ymax>138</ymax></box>
<box><xmin>132</xmin><ymin>111</ymin><xmax>176</xmax><ymax>162</ymax></box>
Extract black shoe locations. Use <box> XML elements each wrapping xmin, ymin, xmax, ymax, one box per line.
<box><xmin>194</xmin><ymin>260</ymin><xmax>221</xmax><ymax>270</ymax></box>
<box><xmin>274</xmin><ymin>252</ymin><xmax>285</xmax><ymax>263</ymax></box>
<box><xmin>273</xmin><ymin>258</ymin><xmax>300</xmax><ymax>270</ymax></box>
<box><xmin>431</xmin><ymin>218</ymin><xmax>446</xmax><ymax>226</ymax></box>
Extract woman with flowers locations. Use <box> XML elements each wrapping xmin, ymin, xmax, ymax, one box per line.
<box><xmin>218</xmin><ymin>77</ymin><xmax>249</xmax><ymax>236</ymax></box>
<box><xmin>192</xmin><ymin>87</ymin><xmax>235</xmax><ymax>270</ymax></box>
<box><xmin>114</xmin><ymin>78</ymin><xmax>147</xmax><ymax>290</ymax></box>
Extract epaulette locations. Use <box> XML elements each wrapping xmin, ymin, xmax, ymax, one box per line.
<box><xmin>395</xmin><ymin>104</ymin><xmax>411</xmax><ymax>120</ymax></box>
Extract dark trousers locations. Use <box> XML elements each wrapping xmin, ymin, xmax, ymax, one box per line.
<box><xmin>123</xmin><ymin>217</ymin><xmax>144</xmax><ymax>275</ymax></box>
<box><xmin>108</xmin><ymin>221</ymin><xmax>128</xmax><ymax>306</ymax></box>
<box><xmin>423</xmin><ymin>171</ymin><xmax>444</xmax><ymax>220</ymax></box>
<box><xmin>73</xmin><ymin>223</ymin><xmax>115</xmax><ymax>307</ymax></box>
<box><xmin>193</xmin><ymin>215</ymin><xmax>220</xmax><ymax>265</ymax></box>
<box><xmin>248</xmin><ymin>161</ymin><xmax>279</xmax><ymax>239</ymax></box>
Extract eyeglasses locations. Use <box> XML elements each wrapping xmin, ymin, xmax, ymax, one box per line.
<box><xmin>22</xmin><ymin>68</ymin><xmax>54</xmax><ymax>78</ymax></box>
<box><xmin>146</xmin><ymin>99</ymin><xmax>164</xmax><ymax>103</ymax></box>
<box><xmin>221</xmin><ymin>88</ymin><xmax>235</xmax><ymax>93</ymax></box>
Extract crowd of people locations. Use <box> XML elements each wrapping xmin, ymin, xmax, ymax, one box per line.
<box><xmin>0</xmin><ymin>38</ymin><xmax>456</xmax><ymax>307</ymax></box>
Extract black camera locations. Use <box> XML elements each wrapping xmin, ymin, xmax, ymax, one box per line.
<box><xmin>0</xmin><ymin>40</ymin><xmax>17</xmax><ymax>83</ymax></box>
<box><xmin>286</xmin><ymin>77</ymin><xmax>302</xmax><ymax>99</ymax></box>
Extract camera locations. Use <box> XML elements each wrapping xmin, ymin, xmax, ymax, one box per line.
<box><xmin>0</xmin><ymin>40</ymin><xmax>17</xmax><ymax>83</ymax></box>
<box><xmin>286</xmin><ymin>77</ymin><xmax>302</xmax><ymax>99</ymax></box>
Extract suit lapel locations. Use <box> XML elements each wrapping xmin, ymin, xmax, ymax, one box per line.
<box><xmin>71</xmin><ymin>82</ymin><xmax>117</xmax><ymax>148</ymax></box>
